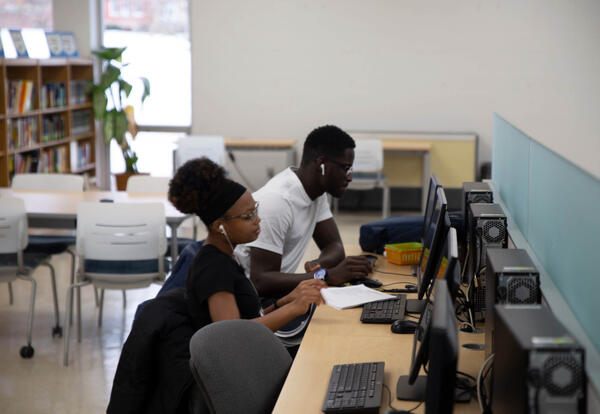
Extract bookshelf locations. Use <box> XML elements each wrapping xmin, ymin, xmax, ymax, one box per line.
<box><xmin>0</xmin><ymin>58</ymin><xmax>96</xmax><ymax>187</ymax></box>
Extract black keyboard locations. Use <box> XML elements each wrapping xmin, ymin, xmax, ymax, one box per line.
<box><xmin>360</xmin><ymin>295</ymin><xmax>407</xmax><ymax>324</ymax></box>
<box><xmin>322</xmin><ymin>362</ymin><xmax>384</xmax><ymax>413</ymax></box>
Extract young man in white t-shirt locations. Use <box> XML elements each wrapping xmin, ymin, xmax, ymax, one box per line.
<box><xmin>236</xmin><ymin>125</ymin><xmax>372</xmax><ymax>300</ymax></box>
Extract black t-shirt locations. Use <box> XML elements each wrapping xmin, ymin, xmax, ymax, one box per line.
<box><xmin>186</xmin><ymin>244</ymin><xmax>261</xmax><ymax>330</ymax></box>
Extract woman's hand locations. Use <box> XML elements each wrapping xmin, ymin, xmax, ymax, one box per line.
<box><xmin>285</xmin><ymin>278</ymin><xmax>326</xmax><ymax>315</ymax></box>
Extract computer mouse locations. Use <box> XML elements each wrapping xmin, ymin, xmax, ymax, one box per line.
<box><xmin>390</xmin><ymin>319</ymin><xmax>418</xmax><ymax>334</ymax></box>
<box><xmin>351</xmin><ymin>277</ymin><xmax>382</xmax><ymax>288</ymax></box>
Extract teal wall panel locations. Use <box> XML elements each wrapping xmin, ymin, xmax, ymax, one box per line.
<box><xmin>492</xmin><ymin>115</ymin><xmax>530</xmax><ymax>237</ymax></box>
<box><xmin>492</xmin><ymin>113</ymin><xmax>600</xmax><ymax>356</ymax></box>
<box><xmin>528</xmin><ymin>141</ymin><xmax>600</xmax><ymax>351</ymax></box>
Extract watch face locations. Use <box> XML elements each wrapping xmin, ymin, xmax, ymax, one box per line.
<box><xmin>315</xmin><ymin>268</ymin><xmax>326</xmax><ymax>280</ymax></box>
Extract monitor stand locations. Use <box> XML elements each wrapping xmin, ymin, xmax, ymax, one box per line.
<box><xmin>405</xmin><ymin>299</ymin><xmax>427</xmax><ymax>314</ymax></box>
<box><xmin>396</xmin><ymin>376</ymin><xmax>472</xmax><ymax>403</ymax></box>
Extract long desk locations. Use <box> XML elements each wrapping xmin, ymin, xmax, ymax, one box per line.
<box><xmin>0</xmin><ymin>188</ymin><xmax>190</xmax><ymax>259</ymax></box>
<box><xmin>273</xmin><ymin>248</ymin><xmax>484</xmax><ymax>413</ymax></box>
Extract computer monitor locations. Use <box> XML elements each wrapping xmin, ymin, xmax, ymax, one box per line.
<box><xmin>427</xmin><ymin>227</ymin><xmax>460</xmax><ymax>302</ymax></box>
<box><xmin>417</xmin><ymin>187</ymin><xmax>448</xmax><ymax>300</ymax></box>
<box><xmin>422</xmin><ymin>174</ymin><xmax>441</xmax><ymax>243</ymax></box>
<box><xmin>396</xmin><ymin>280</ymin><xmax>460</xmax><ymax>413</ymax></box>
<box><xmin>425</xmin><ymin>279</ymin><xmax>458</xmax><ymax>414</ymax></box>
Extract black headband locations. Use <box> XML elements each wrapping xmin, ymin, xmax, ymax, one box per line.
<box><xmin>199</xmin><ymin>179</ymin><xmax>246</xmax><ymax>226</ymax></box>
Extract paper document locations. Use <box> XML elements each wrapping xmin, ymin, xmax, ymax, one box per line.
<box><xmin>320</xmin><ymin>285</ymin><xmax>395</xmax><ymax>310</ymax></box>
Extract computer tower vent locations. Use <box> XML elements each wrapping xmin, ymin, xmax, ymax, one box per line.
<box><xmin>542</xmin><ymin>354</ymin><xmax>583</xmax><ymax>396</ymax></box>
<box><xmin>481</xmin><ymin>219</ymin><xmax>506</xmax><ymax>244</ymax></box>
<box><xmin>468</xmin><ymin>193</ymin><xmax>493</xmax><ymax>204</ymax></box>
<box><xmin>497</xmin><ymin>275</ymin><xmax>539</xmax><ymax>304</ymax></box>
<box><xmin>528</xmin><ymin>350</ymin><xmax>585</xmax><ymax>412</ymax></box>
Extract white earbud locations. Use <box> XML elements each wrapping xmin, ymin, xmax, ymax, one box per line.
<box><xmin>219</xmin><ymin>224</ymin><xmax>227</xmax><ymax>235</ymax></box>
<box><xmin>320</xmin><ymin>164</ymin><xmax>325</xmax><ymax>176</ymax></box>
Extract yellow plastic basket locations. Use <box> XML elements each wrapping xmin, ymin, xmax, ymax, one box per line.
<box><xmin>384</xmin><ymin>242</ymin><xmax>423</xmax><ymax>265</ymax></box>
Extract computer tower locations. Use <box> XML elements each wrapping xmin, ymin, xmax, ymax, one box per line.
<box><xmin>493</xmin><ymin>306</ymin><xmax>586</xmax><ymax>414</ymax></box>
<box><xmin>461</xmin><ymin>182</ymin><xmax>493</xmax><ymax>257</ymax></box>
<box><xmin>467</xmin><ymin>203</ymin><xmax>507</xmax><ymax>321</ymax></box>
<box><xmin>484</xmin><ymin>248</ymin><xmax>540</xmax><ymax>356</ymax></box>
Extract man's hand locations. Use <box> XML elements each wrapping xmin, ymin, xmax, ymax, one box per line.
<box><xmin>325</xmin><ymin>255</ymin><xmax>373</xmax><ymax>286</ymax></box>
<box><xmin>304</xmin><ymin>261</ymin><xmax>321</xmax><ymax>273</ymax></box>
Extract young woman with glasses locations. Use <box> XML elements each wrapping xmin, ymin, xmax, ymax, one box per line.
<box><xmin>168</xmin><ymin>157</ymin><xmax>325</xmax><ymax>333</ymax></box>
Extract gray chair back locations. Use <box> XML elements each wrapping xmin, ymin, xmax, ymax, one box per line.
<box><xmin>189</xmin><ymin>319</ymin><xmax>292</xmax><ymax>414</ymax></box>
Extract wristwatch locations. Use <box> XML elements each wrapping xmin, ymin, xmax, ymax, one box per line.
<box><xmin>314</xmin><ymin>268</ymin><xmax>327</xmax><ymax>281</ymax></box>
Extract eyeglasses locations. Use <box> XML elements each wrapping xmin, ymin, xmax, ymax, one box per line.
<box><xmin>327</xmin><ymin>159</ymin><xmax>353</xmax><ymax>178</ymax></box>
<box><xmin>222</xmin><ymin>201</ymin><xmax>259</xmax><ymax>221</ymax></box>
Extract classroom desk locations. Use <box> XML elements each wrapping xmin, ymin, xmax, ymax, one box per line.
<box><xmin>0</xmin><ymin>188</ymin><xmax>190</xmax><ymax>259</ymax></box>
<box><xmin>225</xmin><ymin>138</ymin><xmax>297</xmax><ymax>166</ymax></box>
<box><xmin>381</xmin><ymin>141</ymin><xmax>432</xmax><ymax>213</ymax></box>
<box><xmin>273</xmin><ymin>248</ymin><xmax>484</xmax><ymax>413</ymax></box>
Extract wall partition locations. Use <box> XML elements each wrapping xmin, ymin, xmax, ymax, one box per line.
<box><xmin>492</xmin><ymin>114</ymin><xmax>600</xmax><ymax>400</ymax></box>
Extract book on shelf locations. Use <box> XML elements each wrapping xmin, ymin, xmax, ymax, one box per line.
<box><xmin>42</xmin><ymin>114</ymin><xmax>66</xmax><ymax>142</ymax></box>
<box><xmin>39</xmin><ymin>146</ymin><xmax>68</xmax><ymax>173</ymax></box>
<box><xmin>40</xmin><ymin>82</ymin><xmax>66</xmax><ymax>109</ymax></box>
<box><xmin>13</xmin><ymin>151</ymin><xmax>40</xmax><ymax>175</ymax></box>
<box><xmin>8</xmin><ymin>117</ymin><xmax>39</xmax><ymax>150</ymax></box>
<box><xmin>69</xmin><ymin>80</ymin><xmax>90</xmax><ymax>105</ymax></box>
<box><xmin>7</xmin><ymin>80</ymin><xmax>36</xmax><ymax>114</ymax></box>
<box><xmin>71</xmin><ymin>109</ymin><xmax>91</xmax><ymax>136</ymax></box>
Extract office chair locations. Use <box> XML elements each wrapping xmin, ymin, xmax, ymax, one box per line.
<box><xmin>0</xmin><ymin>197</ymin><xmax>62</xmax><ymax>358</ymax></box>
<box><xmin>333</xmin><ymin>139</ymin><xmax>391</xmax><ymax>218</ymax></box>
<box><xmin>126</xmin><ymin>174</ymin><xmax>197</xmax><ymax>249</ymax></box>
<box><xmin>173</xmin><ymin>135</ymin><xmax>227</xmax><ymax>170</ymax></box>
<box><xmin>189</xmin><ymin>319</ymin><xmax>292</xmax><ymax>414</ymax></box>
<box><xmin>63</xmin><ymin>202</ymin><xmax>168</xmax><ymax>366</ymax></box>
<box><xmin>11</xmin><ymin>173</ymin><xmax>85</xmax><ymax>308</ymax></box>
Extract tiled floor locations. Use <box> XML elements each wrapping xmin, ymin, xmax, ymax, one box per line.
<box><xmin>0</xmin><ymin>211</ymin><xmax>388</xmax><ymax>413</ymax></box>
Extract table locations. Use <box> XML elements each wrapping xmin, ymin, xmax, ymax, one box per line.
<box><xmin>0</xmin><ymin>188</ymin><xmax>190</xmax><ymax>259</ymax></box>
<box><xmin>381</xmin><ymin>141</ymin><xmax>432</xmax><ymax>213</ymax></box>
<box><xmin>273</xmin><ymin>247</ymin><xmax>484</xmax><ymax>413</ymax></box>
<box><xmin>225</xmin><ymin>138</ymin><xmax>297</xmax><ymax>167</ymax></box>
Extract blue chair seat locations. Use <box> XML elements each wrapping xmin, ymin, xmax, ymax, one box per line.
<box><xmin>25</xmin><ymin>235</ymin><xmax>76</xmax><ymax>255</ymax></box>
<box><xmin>0</xmin><ymin>252</ymin><xmax>52</xmax><ymax>268</ymax></box>
<box><xmin>84</xmin><ymin>258</ymin><xmax>171</xmax><ymax>274</ymax></box>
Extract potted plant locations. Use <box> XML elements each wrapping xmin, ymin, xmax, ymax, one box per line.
<box><xmin>90</xmin><ymin>46</ymin><xmax>150</xmax><ymax>190</ymax></box>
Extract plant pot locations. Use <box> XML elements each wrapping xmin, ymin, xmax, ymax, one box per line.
<box><xmin>114</xmin><ymin>172</ymin><xmax>148</xmax><ymax>191</ymax></box>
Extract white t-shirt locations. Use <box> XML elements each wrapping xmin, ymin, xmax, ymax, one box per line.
<box><xmin>235</xmin><ymin>167</ymin><xmax>332</xmax><ymax>276</ymax></box>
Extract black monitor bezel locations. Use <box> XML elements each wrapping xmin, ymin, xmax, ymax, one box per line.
<box><xmin>422</xmin><ymin>174</ymin><xmax>441</xmax><ymax>244</ymax></box>
<box><xmin>425</xmin><ymin>279</ymin><xmax>458</xmax><ymax>414</ymax></box>
<box><xmin>425</xmin><ymin>227</ymin><xmax>460</xmax><ymax>301</ymax></box>
<box><xmin>418</xmin><ymin>188</ymin><xmax>449</xmax><ymax>299</ymax></box>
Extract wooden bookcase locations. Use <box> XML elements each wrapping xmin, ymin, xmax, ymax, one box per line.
<box><xmin>0</xmin><ymin>58</ymin><xmax>96</xmax><ymax>187</ymax></box>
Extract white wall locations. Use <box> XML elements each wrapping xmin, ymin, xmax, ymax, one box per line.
<box><xmin>191</xmin><ymin>0</ymin><xmax>600</xmax><ymax>179</ymax></box>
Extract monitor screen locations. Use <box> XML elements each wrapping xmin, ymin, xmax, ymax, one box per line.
<box><xmin>417</xmin><ymin>187</ymin><xmax>448</xmax><ymax>299</ymax></box>
<box><xmin>418</xmin><ymin>186</ymin><xmax>446</xmax><ymax>281</ymax></box>
<box><xmin>425</xmin><ymin>279</ymin><xmax>458</xmax><ymax>414</ymax></box>
<box><xmin>422</xmin><ymin>174</ymin><xmax>441</xmax><ymax>244</ymax></box>
<box><xmin>428</xmin><ymin>227</ymin><xmax>460</xmax><ymax>301</ymax></box>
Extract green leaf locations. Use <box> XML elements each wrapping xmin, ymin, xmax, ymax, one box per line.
<box><xmin>119</xmin><ymin>79</ymin><xmax>132</xmax><ymax>98</ymax></box>
<box><xmin>92</xmin><ymin>86</ymin><xmax>108</xmax><ymax>120</ymax></box>
<box><xmin>114</xmin><ymin>110</ymin><xmax>129</xmax><ymax>145</ymax></box>
<box><xmin>100</xmin><ymin>64</ymin><xmax>121</xmax><ymax>90</ymax></box>
<box><xmin>103</xmin><ymin>110</ymin><xmax>115</xmax><ymax>145</ymax></box>
<box><xmin>140</xmin><ymin>77</ymin><xmax>151</xmax><ymax>104</ymax></box>
<box><xmin>92</xmin><ymin>47</ymin><xmax>126</xmax><ymax>62</ymax></box>
<box><xmin>125</xmin><ymin>152</ymin><xmax>138</xmax><ymax>173</ymax></box>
